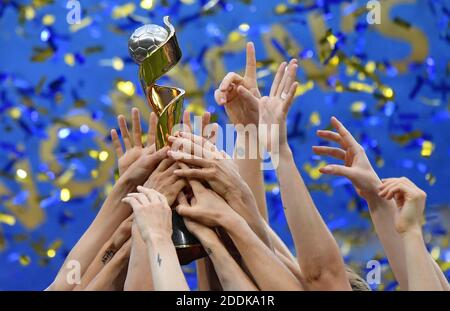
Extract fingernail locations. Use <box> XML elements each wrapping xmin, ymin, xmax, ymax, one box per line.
<box><xmin>221</xmin><ymin>97</ymin><xmax>226</xmax><ymax>104</ymax></box>
<box><xmin>174</xmin><ymin>169</ymin><xmax>181</xmax><ymax>174</ymax></box>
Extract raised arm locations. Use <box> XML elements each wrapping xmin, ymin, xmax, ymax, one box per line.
<box><xmin>178</xmin><ymin>192</ymin><xmax>257</xmax><ymax>291</ymax></box>
<box><xmin>123</xmin><ymin>187</ymin><xmax>189</xmax><ymax>291</ymax></box>
<box><xmin>74</xmin><ymin>216</ymin><xmax>132</xmax><ymax>290</ymax></box>
<box><xmin>239</xmin><ymin>60</ymin><xmax>350</xmax><ymax>290</ymax></box>
<box><xmin>179</xmin><ymin>111</ymin><xmax>223</xmax><ymax>291</ymax></box>
<box><xmin>84</xmin><ymin>239</ymin><xmax>131</xmax><ymax>291</ymax></box>
<box><xmin>378</xmin><ymin>177</ymin><xmax>447</xmax><ymax>291</ymax></box>
<box><xmin>168</xmin><ymin>136</ymin><xmax>272</xmax><ymax>249</ymax></box>
<box><xmin>312</xmin><ymin>116</ymin><xmax>409</xmax><ymax>289</ymax></box>
<box><xmin>214</xmin><ymin>42</ymin><xmax>268</xmax><ymax>220</ymax></box>
<box><xmin>118</xmin><ymin>108</ymin><xmax>157</xmax><ymax>291</ymax></box>
<box><xmin>176</xmin><ymin>178</ymin><xmax>303</xmax><ymax>291</ymax></box>
<box><xmin>49</xmin><ymin>108</ymin><xmax>168</xmax><ymax>290</ymax></box>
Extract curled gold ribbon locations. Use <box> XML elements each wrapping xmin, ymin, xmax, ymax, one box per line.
<box><xmin>139</xmin><ymin>16</ymin><xmax>184</xmax><ymax>149</ymax></box>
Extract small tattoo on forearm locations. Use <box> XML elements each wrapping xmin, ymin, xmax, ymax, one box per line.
<box><xmin>157</xmin><ymin>253</ymin><xmax>162</xmax><ymax>267</ymax></box>
<box><xmin>101</xmin><ymin>249</ymin><xmax>115</xmax><ymax>265</ymax></box>
<box><xmin>206</xmin><ymin>247</ymin><xmax>212</xmax><ymax>256</ymax></box>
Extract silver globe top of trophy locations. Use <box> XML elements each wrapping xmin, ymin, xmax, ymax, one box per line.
<box><xmin>128</xmin><ymin>24</ymin><xmax>169</xmax><ymax>65</ymax></box>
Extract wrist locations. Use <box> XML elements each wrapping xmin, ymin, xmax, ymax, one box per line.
<box><xmin>359</xmin><ymin>175</ymin><xmax>383</xmax><ymax>202</ymax></box>
<box><xmin>221</xmin><ymin>212</ymin><xmax>247</xmax><ymax>235</ymax></box>
<box><xmin>278</xmin><ymin>143</ymin><xmax>292</xmax><ymax>157</ymax></box>
<box><xmin>400</xmin><ymin>225</ymin><xmax>423</xmax><ymax>237</ymax></box>
<box><xmin>116</xmin><ymin>172</ymin><xmax>139</xmax><ymax>192</ymax></box>
<box><xmin>234</xmin><ymin>130</ymin><xmax>262</xmax><ymax>160</ymax></box>
<box><xmin>144</xmin><ymin>230</ymin><xmax>173</xmax><ymax>247</ymax></box>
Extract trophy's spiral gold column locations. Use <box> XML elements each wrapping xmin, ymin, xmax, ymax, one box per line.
<box><xmin>128</xmin><ymin>16</ymin><xmax>206</xmax><ymax>265</ymax></box>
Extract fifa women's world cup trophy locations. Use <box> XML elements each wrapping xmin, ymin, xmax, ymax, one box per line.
<box><xmin>128</xmin><ymin>17</ymin><xmax>206</xmax><ymax>265</ymax></box>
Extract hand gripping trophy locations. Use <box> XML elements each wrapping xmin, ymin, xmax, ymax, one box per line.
<box><xmin>128</xmin><ymin>17</ymin><xmax>206</xmax><ymax>265</ymax></box>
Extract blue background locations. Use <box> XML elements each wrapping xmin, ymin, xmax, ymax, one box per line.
<box><xmin>0</xmin><ymin>0</ymin><xmax>448</xmax><ymax>290</ymax></box>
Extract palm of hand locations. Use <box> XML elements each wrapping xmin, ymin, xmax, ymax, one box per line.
<box><xmin>258</xmin><ymin>96</ymin><xmax>286</xmax><ymax>152</ymax></box>
<box><xmin>225</xmin><ymin>78</ymin><xmax>260</xmax><ymax>126</ymax></box>
<box><xmin>118</xmin><ymin>146</ymin><xmax>144</xmax><ymax>176</ymax></box>
<box><xmin>338</xmin><ymin>140</ymin><xmax>379</xmax><ymax>197</ymax></box>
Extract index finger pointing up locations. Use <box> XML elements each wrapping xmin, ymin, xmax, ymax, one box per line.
<box><xmin>244</xmin><ymin>42</ymin><xmax>257</xmax><ymax>80</ymax></box>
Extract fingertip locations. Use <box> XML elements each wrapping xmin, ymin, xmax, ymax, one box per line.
<box><xmin>320</xmin><ymin>166</ymin><xmax>332</xmax><ymax>173</ymax></box>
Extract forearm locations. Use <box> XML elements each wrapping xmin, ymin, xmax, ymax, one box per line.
<box><xmin>124</xmin><ymin>226</ymin><xmax>153</xmax><ymax>291</ymax></box>
<box><xmin>233</xmin><ymin>130</ymin><xmax>268</xmax><ymax>220</ymax></box>
<box><xmin>223</xmin><ymin>214</ymin><xmax>303</xmax><ymax>290</ymax></box>
<box><xmin>264</xmin><ymin>221</ymin><xmax>296</xmax><ymax>264</ymax></box>
<box><xmin>52</xmin><ymin>177</ymin><xmax>134</xmax><ymax>290</ymax></box>
<box><xmin>196</xmin><ymin>258</ymin><xmax>223</xmax><ymax>291</ymax></box>
<box><xmin>365</xmin><ymin>194</ymin><xmax>409</xmax><ymax>290</ymax></box>
<box><xmin>430</xmin><ymin>257</ymin><xmax>450</xmax><ymax>291</ymax></box>
<box><xmin>146</xmin><ymin>234</ymin><xmax>189</xmax><ymax>291</ymax></box>
<box><xmin>276</xmin><ymin>146</ymin><xmax>349</xmax><ymax>289</ymax></box>
<box><xmin>402</xmin><ymin>228</ymin><xmax>442</xmax><ymax>291</ymax></box>
<box><xmin>230</xmin><ymin>195</ymin><xmax>273</xmax><ymax>249</ymax></box>
<box><xmin>84</xmin><ymin>239</ymin><xmax>131</xmax><ymax>291</ymax></box>
<box><xmin>73</xmin><ymin>237</ymin><xmax>120</xmax><ymax>290</ymax></box>
<box><xmin>198</xmin><ymin>232</ymin><xmax>258</xmax><ymax>291</ymax></box>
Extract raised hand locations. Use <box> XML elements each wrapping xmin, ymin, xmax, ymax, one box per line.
<box><xmin>122</xmin><ymin>187</ymin><xmax>172</xmax><ymax>242</ymax></box>
<box><xmin>168</xmin><ymin>132</ymin><xmax>272</xmax><ymax>246</ymax></box>
<box><xmin>111</xmin><ymin>107</ymin><xmax>158</xmax><ymax>175</ymax></box>
<box><xmin>237</xmin><ymin>59</ymin><xmax>298</xmax><ymax>152</ymax></box>
<box><xmin>168</xmin><ymin>133</ymin><xmax>246</xmax><ymax>198</ymax></box>
<box><xmin>177</xmin><ymin>191</ymin><xmax>259</xmax><ymax>291</ymax></box>
<box><xmin>176</xmin><ymin>191</ymin><xmax>217</xmax><ymax>240</ymax></box>
<box><xmin>122</xmin><ymin>187</ymin><xmax>189</xmax><ymax>291</ymax></box>
<box><xmin>378</xmin><ymin>177</ymin><xmax>426</xmax><ymax>233</ymax></box>
<box><xmin>144</xmin><ymin>159</ymin><xmax>187</xmax><ymax>206</ymax></box>
<box><xmin>312</xmin><ymin>116</ymin><xmax>381</xmax><ymax>198</ymax></box>
<box><xmin>175</xmin><ymin>177</ymin><xmax>238</xmax><ymax>228</ymax></box>
<box><xmin>214</xmin><ymin>42</ymin><xmax>260</xmax><ymax>126</ymax></box>
<box><xmin>378</xmin><ymin>178</ymin><xmax>446</xmax><ymax>291</ymax></box>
